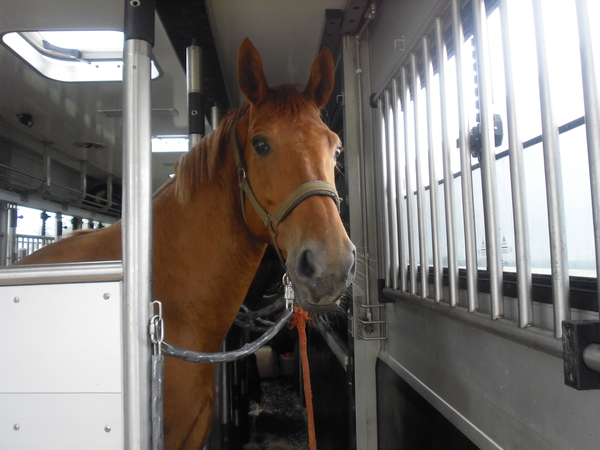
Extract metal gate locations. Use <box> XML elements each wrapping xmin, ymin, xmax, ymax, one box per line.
<box><xmin>342</xmin><ymin>0</ymin><xmax>600</xmax><ymax>448</ymax></box>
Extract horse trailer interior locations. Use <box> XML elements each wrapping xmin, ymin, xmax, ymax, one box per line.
<box><xmin>1</xmin><ymin>0</ymin><xmax>600</xmax><ymax>449</ymax></box>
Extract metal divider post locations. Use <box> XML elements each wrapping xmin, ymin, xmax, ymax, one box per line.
<box><xmin>532</xmin><ymin>0</ymin><xmax>571</xmax><ymax>337</ymax></box>
<box><xmin>122</xmin><ymin>0</ymin><xmax>155</xmax><ymax>448</ymax></box>
<box><xmin>575</xmin><ymin>0</ymin><xmax>600</xmax><ymax>317</ymax></box>
<box><xmin>498</xmin><ymin>0</ymin><xmax>533</xmax><ymax>327</ymax></box>
<box><xmin>385</xmin><ymin>89</ymin><xmax>400</xmax><ymax>290</ymax></box>
<box><xmin>435</xmin><ymin>17</ymin><xmax>459</xmax><ymax>307</ymax></box>
<box><xmin>187</xmin><ymin>42</ymin><xmax>204</xmax><ymax>149</ymax></box>
<box><xmin>422</xmin><ymin>35</ymin><xmax>443</xmax><ymax>302</ymax></box>
<box><xmin>401</xmin><ymin>66</ymin><xmax>418</xmax><ymax>295</ymax></box>
<box><xmin>472</xmin><ymin>0</ymin><xmax>504</xmax><ymax>319</ymax></box>
<box><xmin>410</xmin><ymin>52</ymin><xmax>429</xmax><ymax>300</ymax></box>
<box><xmin>451</xmin><ymin>0</ymin><xmax>479</xmax><ymax>312</ymax></box>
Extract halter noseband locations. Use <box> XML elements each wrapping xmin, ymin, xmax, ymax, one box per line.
<box><xmin>230</xmin><ymin>121</ymin><xmax>341</xmax><ymax>267</ymax></box>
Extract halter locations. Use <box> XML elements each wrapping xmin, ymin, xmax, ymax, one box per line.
<box><xmin>230</xmin><ymin>121</ymin><xmax>341</xmax><ymax>267</ymax></box>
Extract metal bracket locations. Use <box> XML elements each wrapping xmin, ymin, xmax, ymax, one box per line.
<box><xmin>357</xmin><ymin>303</ymin><xmax>386</xmax><ymax>341</ymax></box>
<box><xmin>562</xmin><ymin>320</ymin><xmax>600</xmax><ymax>390</ymax></box>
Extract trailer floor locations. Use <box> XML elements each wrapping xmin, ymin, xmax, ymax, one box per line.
<box><xmin>243</xmin><ymin>377</ymin><xmax>309</xmax><ymax>450</ymax></box>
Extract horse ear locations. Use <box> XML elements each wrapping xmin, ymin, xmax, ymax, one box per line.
<box><xmin>303</xmin><ymin>46</ymin><xmax>335</xmax><ymax>109</ymax></box>
<box><xmin>238</xmin><ymin>38</ymin><xmax>269</xmax><ymax>105</ymax></box>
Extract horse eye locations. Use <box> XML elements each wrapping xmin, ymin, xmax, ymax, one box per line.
<box><xmin>252</xmin><ymin>138</ymin><xmax>271</xmax><ymax>155</ymax></box>
<box><xmin>335</xmin><ymin>146</ymin><xmax>342</xmax><ymax>160</ymax></box>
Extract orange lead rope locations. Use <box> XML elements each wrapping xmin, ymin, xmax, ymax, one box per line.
<box><xmin>290</xmin><ymin>306</ymin><xmax>317</xmax><ymax>450</ymax></box>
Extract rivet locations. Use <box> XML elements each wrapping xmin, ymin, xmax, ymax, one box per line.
<box><xmin>13</xmin><ymin>424</ymin><xmax>20</xmax><ymax>431</ymax></box>
<box><xmin>105</xmin><ymin>425</ymin><xmax>112</xmax><ymax>433</ymax></box>
<box><xmin>13</xmin><ymin>297</ymin><xmax>20</xmax><ymax>303</ymax></box>
<box><xmin>103</xmin><ymin>293</ymin><xmax>110</xmax><ymax>300</ymax></box>
<box><xmin>130</xmin><ymin>0</ymin><xmax>140</xmax><ymax>6</ymax></box>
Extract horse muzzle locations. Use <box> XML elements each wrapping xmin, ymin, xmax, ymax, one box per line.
<box><xmin>286</xmin><ymin>240</ymin><xmax>356</xmax><ymax>313</ymax></box>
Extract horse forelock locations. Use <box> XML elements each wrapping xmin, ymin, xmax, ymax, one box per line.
<box><xmin>174</xmin><ymin>106</ymin><xmax>249</xmax><ymax>204</ymax></box>
<box><xmin>173</xmin><ymin>85</ymin><xmax>320</xmax><ymax>205</ymax></box>
<box><xmin>266</xmin><ymin>85</ymin><xmax>319</xmax><ymax>118</ymax></box>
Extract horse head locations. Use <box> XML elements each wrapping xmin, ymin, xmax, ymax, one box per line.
<box><xmin>235</xmin><ymin>38</ymin><xmax>356</xmax><ymax>313</ymax></box>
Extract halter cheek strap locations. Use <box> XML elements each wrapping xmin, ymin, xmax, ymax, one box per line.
<box><xmin>230</xmin><ymin>121</ymin><xmax>341</xmax><ymax>266</ymax></box>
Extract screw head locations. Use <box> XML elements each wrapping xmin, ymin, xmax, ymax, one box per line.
<box><xmin>103</xmin><ymin>293</ymin><xmax>110</xmax><ymax>300</ymax></box>
<box><xmin>105</xmin><ymin>425</ymin><xmax>111</xmax><ymax>433</ymax></box>
<box><xmin>13</xmin><ymin>297</ymin><xmax>20</xmax><ymax>303</ymax></box>
<box><xmin>13</xmin><ymin>424</ymin><xmax>20</xmax><ymax>431</ymax></box>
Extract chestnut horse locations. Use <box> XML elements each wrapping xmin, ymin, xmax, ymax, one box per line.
<box><xmin>16</xmin><ymin>38</ymin><xmax>355</xmax><ymax>449</ymax></box>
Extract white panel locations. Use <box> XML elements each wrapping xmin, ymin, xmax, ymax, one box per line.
<box><xmin>0</xmin><ymin>282</ymin><xmax>122</xmax><ymax>393</ymax></box>
<box><xmin>0</xmin><ymin>393</ymin><xmax>123</xmax><ymax>450</ymax></box>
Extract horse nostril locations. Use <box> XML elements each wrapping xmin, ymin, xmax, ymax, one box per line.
<box><xmin>299</xmin><ymin>249</ymin><xmax>316</xmax><ymax>281</ymax></box>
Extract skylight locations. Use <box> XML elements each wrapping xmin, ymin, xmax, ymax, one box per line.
<box><xmin>2</xmin><ymin>30</ymin><xmax>160</xmax><ymax>82</ymax></box>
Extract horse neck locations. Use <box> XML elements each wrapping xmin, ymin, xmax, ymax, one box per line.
<box><xmin>151</xmin><ymin>145</ymin><xmax>266</xmax><ymax>350</ymax></box>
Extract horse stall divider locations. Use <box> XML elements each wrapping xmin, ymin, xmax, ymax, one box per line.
<box><xmin>0</xmin><ymin>262</ymin><xmax>123</xmax><ymax>449</ymax></box>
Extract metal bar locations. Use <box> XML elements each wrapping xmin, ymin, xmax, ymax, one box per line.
<box><xmin>532</xmin><ymin>0</ymin><xmax>570</xmax><ymax>337</ymax></box>
<box><xmin>451</xmin><ymin>0</ymin><xmax>479</xmax><ymax>312</ymax></box>
<box><xmin>351</xmin><ymin>34</ymin><xmax>373</xmax><ymax>307</ymax></box>
<box><xmin>122</xmin><ymin>0</ymin><xmax>155</xmax><ymax>444</ymax></box>
<box><xmin>435</xmin><ymin>17</ymin><xmax>459</xmax><ymax>307</ymax></box>
<box><xmin>575</xmin><ymin>0</ymin><xmax>600</xmax><ymax>315</ymax></box>
<box><xmin>186</xmin><ymin>43</ymin><xmax>203</xmax><ymax>149</ymax></box>
<box><xmin>422</xmin><ymin>34</ymin><xmax>442</xmax><ymax>302</ymax></box>
<box><xmin>0</xmin><ymin>260</ymin><xmax>122</xmax><ymax>285</ymax></box>
<box><xmin>411</xmin><ymin>52</ymin><xmax>429</xmax><ymax>300</ymax></box>
<box><xmin>401</xmin><ymin>66</ymin><xmax>418</xmax><ymax>295</ymax></box>
<box><xmin>211</xmin><ymin>104</ymin><xmax>220</xmax><ymax>130</ymax></box>
<box><xmin>377</xmin><ymin>97</ymin><xmax>391</xmax><ymax>286</ymax></box>
<box><xmin>583</xmin><ymin>343</ymin><xmax>600</xmax><ymax>374</ymax></box>
<box><xmin>499</xmin><ymin>0</ymin><xmax>533</xmax><ymax>327</ymax></box>
<box><xmin>472</xmin><ymin>0</ymin><xmax>504</xmax><ymax>319</ymax></box>
<box><xmin>392</xmin><ymin>78</ymin><xmax>409</xmax><ymax>293</ymax></box>
<box><xmin>385</xmin><ymin>89</ymin><xmax>400</xmax><ymax>290</ymax></box>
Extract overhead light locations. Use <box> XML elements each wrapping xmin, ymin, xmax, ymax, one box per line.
<box><xmin>151</xmin><ymin>136</ymin><xmax>189</xmax><ymax>153</ymax></box>
<box><xmin>2</xmin><ymin>30</ymin><xmax>161</xmax><ymax>82</ymax></box>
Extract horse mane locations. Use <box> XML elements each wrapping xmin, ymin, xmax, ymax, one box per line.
<box><xmin>172</xmin><ymin>85</ymin><xmax>318</xmax><ymax>204</ymax></box>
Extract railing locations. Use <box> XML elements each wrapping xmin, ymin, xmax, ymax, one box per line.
<box><xmin>372</xmin><ymin>0</ymin><xmax>599</xmax><ymax>347</ymax></box>
<box><xmin>15</xmin><ymin>234</ymin><xmax>55</xmax><ymax>262</ymax></box>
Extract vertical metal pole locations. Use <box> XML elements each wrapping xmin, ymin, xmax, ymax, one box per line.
<box><xmin>122</xmin><ymin>0</ymin><xmax>155</xmax><ymax>448</ymax></box>
<box><xmin>410</xmin><ymin>52</ymin><xmax>429</xmax><ymax>299</ymax></box>
<box><xmin>385</xmin><ymin>89</ymin><xmax>400</xmax><ymax>290</ymax></box>
<box><xmin>187</xmin><ymin>43</ymin><xmax>204</xmax><ymax>149</ymax></box>
<box><xmin>401</xmin><ymin>66</ymin><xmax>418</xmax><ymax>295</ymax></box>
<box><xmin>435</xmin><ymin>17</ymin><xmax>459</xmax><ymax>307</ymax></box>
<box><xmin>422</xmin><ymin>35</ymin><xmax>443</xmax><ymax>302</ymax></box>
<box><xmin>211</xmin><ymin>104</ymin><xmax>220</xmax><ymax>131</ymax></box>
<box><xmin>353</xmin><ymin>34</ymin><xmax>372</xmax><ymax>305</ymax></box>
<box><xmin>0</xmin><ymin>203</ymin><xmax>8</xmax><ymax>267</ymax></box>
<box><xmin>532</xmin><ymin>0</ymin><xmax>570</xmax><ymax>337</ymax></box>
<box><xmin>392</xmin><ymin>78</ymin><xmax>408</xmax><ymax>292</ymax></box>
<box><xmin>472</xmin><ymin>0</ymin><xmax>504</xmax><ymax>319</ymax></box>
<box><xmin>451</xmin><ymin>0</ymin><xmax>479</xmax><ymax>312</ymax></box>
<box><xmin>499</xmin><ymin>0</ymin><xmax>533</xmax><ymax>327</ymax></box>
<box><xmin>377</xmin><ymin>97</ymin><xmax>391</xmax><ymax>286</ymax></box>
<box><xmin>575</xmin><ymin>0</ymin><xmax>600</xmax><ymax>315</ymax></box>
